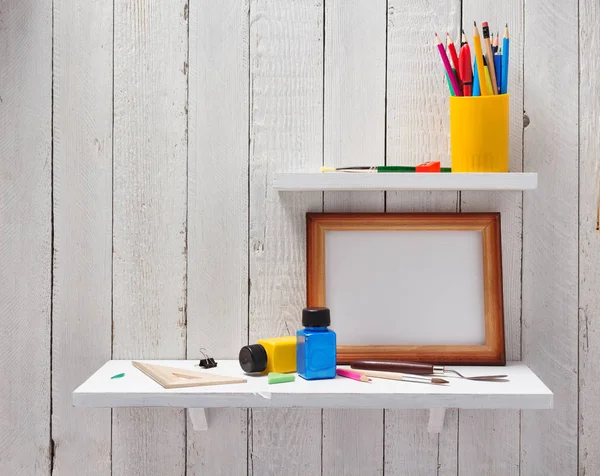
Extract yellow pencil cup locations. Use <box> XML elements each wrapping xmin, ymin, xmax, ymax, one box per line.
<box><xmin>450</xmin><ymin>94</ymin><xmax>509</xmax><ymax>172</ymax></box>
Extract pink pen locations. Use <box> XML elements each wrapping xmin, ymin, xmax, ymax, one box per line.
<box><xmin>336</xmin><ymin>368</ymin><xmax>371</xmax><ymax>383</ymax></box>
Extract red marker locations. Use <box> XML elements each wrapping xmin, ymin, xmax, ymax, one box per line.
<box><xmin>459</xmin><ymin>30</ymin><xmax>473</xmax><ymax>96</ymax></box>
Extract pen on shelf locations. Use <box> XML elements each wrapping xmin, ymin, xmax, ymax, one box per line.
<box><xmin>321</xmin><ymin>163</ymin><xmax>452</xmax><ymax>173</ymax></box>
<box><xmin>459</xmin><ymin>31</ymin><xmax>473</xmax><ymax>96</ymax></box>
<box><xmin>435</xmin><ymin>33</ymin><xmax>462</xmax><ymax>96</ymax></box>
<box><xmin>473</xmin><ymin>22</ymin><xmax>489</xmax><ymax>96</ymax></box>
<box><xmin>336</xmin><ymin>368</ymin><xmax>371</xmax><ymax>383</ymax></box>
<box><xmin>446</xmin><ymin>33</ymin><xmax>462</xmax><ymax>88</ymax></box>
<box><xmin>481</xmin><ymin>22</ymin><xmax>498</xmax><ymax>94</ymax></box>
<box><xmin>501</xmin><ymin>24</ymin><xmax>510</xmax><ymax>94</ymax></box>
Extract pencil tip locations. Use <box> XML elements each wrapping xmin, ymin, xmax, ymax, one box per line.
<box><xmin>474</xmin><ymin>21</ymin><xmax>477</xmax><ymax>26</ymax></box>
<box><xmin>506</xmin><ymin>23</ymin><xmax>508</xmax><ymax>27</ymax></box>
<box><xmin>462</xmin><ymin>29</ymin><xmax>465</xmax><ymax>34</ymax></box>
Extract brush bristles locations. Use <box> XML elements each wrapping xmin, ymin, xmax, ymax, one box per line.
<box><xmin>432</xmin><ymin>378</ymin><xmax>449</xmax><ymax>384</ymax></box>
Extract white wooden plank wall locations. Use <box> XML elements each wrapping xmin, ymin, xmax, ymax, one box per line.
<box><xmin>186</xmin><ymin>0</ymin><xmax>249</xmax><ymax>474</ymax></box>
<box><xmin>322</xmin><ymin>1</ymin><xmax>385</xmax><ymax>474</ymax></box>
<box><xmin>0</xmin><ymin>0</ymin><xmax>52</xmax><ymax>474</ymax></box>
<box><xmin>458</xmin><ymin>2</ymin><xmax>524</xmax><ymax>475</ymax></box>
<box><xmin>579</xmin><ymin>0</ymin><xmax>600</xmax><ymax>474</ymax></box>
<box><xmin>522</xmin><ymin>0</ymin><xmax>579</xmax><ymax>474</ymax></box>
<box><xmin>385</xmin><ymin>1</ymin><xmax>460</xmax><ymax>474</ymax></box>
<box><xmin>52</xmin><ymin>0</ymin><xmax>113</xmax><ymax>474</ymax></box>
<box><xmin>111</xmin><ymin>0</ymin><xmax>188</xmax><ymax>474</ymax></box>
<box><xmin>0</xmin><ymin>0</ymin><xmax>597</xmax><ymax>474</ymax></box>
<box><xmin>248</xmin><ymin>1</ymin><xmax>323</xmax><ymax>475</ymax></box>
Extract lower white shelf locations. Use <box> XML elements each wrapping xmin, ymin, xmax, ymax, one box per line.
<box><xmin>73</xmin><ymin>360</ymin><xmax>552</xmax><ymax>410</ymax></box>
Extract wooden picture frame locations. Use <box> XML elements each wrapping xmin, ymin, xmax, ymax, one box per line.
<box><xmin>306</xmin><ymin>213</ymin><xmax>505</xmax><ymax>365</ymax></box>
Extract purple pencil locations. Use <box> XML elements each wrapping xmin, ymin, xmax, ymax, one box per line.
<box><xmin>435</xmin><ymin>33</ymin><xmax>462</xmax><ymax>96</ymax></box>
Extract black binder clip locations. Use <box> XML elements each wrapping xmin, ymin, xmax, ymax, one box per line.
<box><xmin>199</xmin><ymin>348</ymin><xmax>217</xmax><ymax>369</ymax></box>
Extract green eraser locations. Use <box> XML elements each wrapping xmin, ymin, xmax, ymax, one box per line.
<box><xmin>268</xmin><ymin>372</ymin><xmax>295</xmax><ymax>384</ymax></box>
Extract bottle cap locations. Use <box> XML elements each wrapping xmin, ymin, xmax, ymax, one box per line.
<box><xmin>302</xmin><ymin>307</ymin><xmax>331</xmax><ymax>327</ymax></box>
<box><xmin>238</xmin><ymin>344</ymin><xmax>268</xmax><ymax>373</ymax></box>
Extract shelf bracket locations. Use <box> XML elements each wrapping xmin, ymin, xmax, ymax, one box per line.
<box><xmin>427</xmin><ymin>408</ymin><xmax>446</xmax><ymax>433</ymax></box>
<box><xmin>188</xmin><ymin>408</ymin><xmax>208</xmax><ymax>431</ymax></box>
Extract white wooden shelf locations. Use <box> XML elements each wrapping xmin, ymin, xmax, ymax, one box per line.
<box><xmin>273</xmin><ymin>172</ymin><xmax>538</xmax><ymax>191</ymax></box>
<box><xmin>74</xmin><ymin>360</ymin><xmax>552</xmax><ymax>432</ymax></box>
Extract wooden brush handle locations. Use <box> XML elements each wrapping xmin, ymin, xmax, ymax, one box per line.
<box><xmin>350</xmin><ymin>361</ymin><xmax>435</xmax><ymax>375</ymax></box>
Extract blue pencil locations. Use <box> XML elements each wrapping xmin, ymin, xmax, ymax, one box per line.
<box><xmin>472</xmin><ymin>60</ymin><xmax>480</xmax><ymax>96</ymax></box>
<box><xmin>501</xmin><ymin>24</ymin><xmax>509</xmax><ymax>94</ymax></box>
<box><xmin>494</xmin><ymin>53</ymin><xmax>502</xmax><ymax>94</ymax></box>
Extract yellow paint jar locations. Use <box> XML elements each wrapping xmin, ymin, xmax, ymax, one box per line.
<box><xmin>450</xmin><ymin>94</ymin><xmax>509</xmax><ymax>172</ymax></box>
<box><xmin>238</xmin><ymin>336</ymin><xmax>297</xmax><ymax>374</ymax></box>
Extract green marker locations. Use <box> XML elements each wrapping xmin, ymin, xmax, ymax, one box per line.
<box><xmin>111</xmin><ymin>373</ymin><xmax>125</xmax><ymax>379</ymax></box>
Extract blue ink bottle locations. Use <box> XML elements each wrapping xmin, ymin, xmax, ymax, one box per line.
<box><xmin>296</xmin><ymin>307</ymin><xmax>336</xmax><ymax>380</ymax></box>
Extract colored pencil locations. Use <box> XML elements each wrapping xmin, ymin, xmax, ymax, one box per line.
<box><xmin>473</xmin><ymin>22</ymin><xmax>489</xmax><ymax>96</ymax></box>
<box><xmin>446</xmin><ymin>33</ymin><xmax>461</xmax><ymax>88</ymax></box>
<box><xmin>501</xmin><ymin>24</ymin><xmax>509</xmax><ymax>94</ymax></box>
<box><xmin>445</xmin><ymin>71</ymin><xmax>455</xmax><ymax>96</ymax></box>
<box><xmin>336</xmin><ymin>368</ymin><xmax>371</xmax><ymax>383</ymax></box>
<box><xmin>493</xmin><ymin>32</ymin><xmax>499</xmax><ymax>53</ymax></box>
<box><xmin>459</xmin><ymin>31</ymin><xmax>473</xmax><ymax>96</ymax></box>
<box><xmin>472</xmin><ymin>59</ymin><xmax>480</xmax><ymax>96</ymax></box>
<box><xmin>483</xmin><ymin>57</ymin><xmax>493</xmax><ymax>95</ymax></box>
<box><xmin>494</xmin><ymin>52</ymin><xmax>502</xmax><ymax>94</ymax></box>
<box><xmin>481</xmin><ymin>22</ymin><xmax>498</xmax><ymax>94</ymax></box>
<box><xmin>435</xmin><ymin>33</ymin><xmax>461</xmax><ymax>96</ymax></box>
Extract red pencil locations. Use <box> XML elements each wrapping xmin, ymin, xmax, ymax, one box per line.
<box><xmin>446</xmin><ymin>33</ymin><xmax>461</xmax><ymax>89</ymax></box>
<box><xmin>459</xmin><ymin>30</ymin><xmax>473</xmax><ymax>96</ymax></box>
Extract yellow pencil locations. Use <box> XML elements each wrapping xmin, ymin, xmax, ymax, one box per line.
<box><xmin>473</xmin><ymin>22</ymin><xmax>489</xmax><ymax>96</ymax></box>
<box><xmin>484</xmin><ymin>63</ymin><xmax>493</xmax><ymax>96</ymax></box>
<box><xmin>481</xmin><ymin>22</ymin><xmax>498</xmax><ymax>94</ymax></box>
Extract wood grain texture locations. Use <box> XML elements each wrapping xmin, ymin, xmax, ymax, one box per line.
<box><xmin>385</xmin><ymin>1</ymin><xmax>460</xmax><ymax>473</ymax></box>
<box><xmin>322</xmin><ymin>2</ymin><xmax>386</xmax><ymax>473</ymax></box>
<box><xmin>522</xmin><ymin>0</ymin><xmax>579</xmax><ymax>474</ymax></box>
<box><xmin>579</xmin><ymin>0</ymin><xmax>600</xmax><ymax>473</ymax></box>
<box><xmin>248</xmin><ymin>1</ymin><xmax>324</xmax><ymax>474</ymax></box>
<box><xmin>51</xmin><ymin>0</ymin><xmax>113</xmax><ymax>474</ymax></box>
<box><xmin>187</xmin><ymin>0</ymin><xmax>249</xmax><ymax>472</ymax></box>
<box><xmin>459</xmin><ymin>3</ymin><xmax>524</xmax><ymax>474</ymax></box>
<box><xmin>112</xmin><ymin>0</ymin><xmax>188</xmax><ymax>474</ymax></box>
<box><xmin>0</xmin><ymin>0</ymin><xmax>52</xmax><ymax>474</ymax></box>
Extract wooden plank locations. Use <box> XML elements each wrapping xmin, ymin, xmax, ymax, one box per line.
<box><xmin>0</xmin><ymin>0</ymin><xmax>51</xmax><ymax>474</ymax></box>
<box><xmin>51</xmin><ymin>0</ymin><xmax>113</xmax><ymax>474</ymax></box>
<box><xmin>248</xmin><ymin>1</ymin><xmax>323</xmax><ymax>474</ymax></box>
<box><xmin>112</xmin><ymin>0</ymin><xmax>188</xmax><ymax>473</ymax></box>
<box><xmin>579</xmin><ymin>0</ymin><xmax>600</xmax><ymax>472</ymax></box>
<box><xmin>187</xmin><ymin>0</ymin><xmax>249</xmax><ymax>473</ymax></box>
<box><xmin>322</xmin><ymin>1</ymin><xmax>386</xmax><ymax>474</ymax></box>
<box><xmin>384</xmin><ymin>0</ymin><xmax>460</xmax><ymax>474</ymax></box>
<box><xmin>458</xmin><ymin>4</ymin><xmax>524</xmax><ymax>475</ymax></box>
<box><xmin>521</xmin><ymin>0</ymin><xmax>579</xmax><ymax>473</ymax></box>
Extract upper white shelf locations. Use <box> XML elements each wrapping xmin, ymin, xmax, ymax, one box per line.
<box><xmin>73</xmin><ymin>360</ymin><xmax>552</xmax><ymax>410</ymax></box>
<box><xmin>273</xmin><ymin>172</ymin><xmax>538</xmax><ymax>192</ymax></box>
